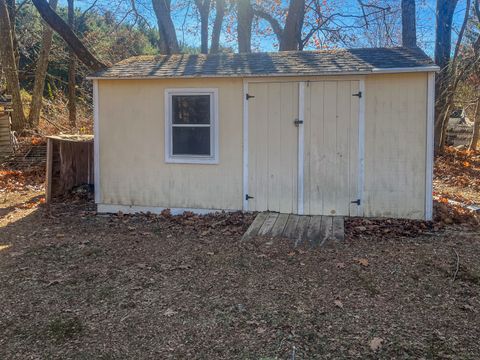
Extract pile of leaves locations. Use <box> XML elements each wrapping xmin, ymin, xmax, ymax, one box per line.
<box><xmin>434</xmin><ymin>146</ymin><xmax>480</xmax><ymax>200</ymax></box>
<box><xmin>345</xmin><ymin>217</ymin><xmax>433</xmax><ymax>240</ymax></box>
<box><xmin>112</xmin><ymin>210</ymin><xmax>256</xmax><ymax>238</ymax></box>
<box><xmin>0</xmin><ymin>168</ymin><xmax>44</xmax><ymax>192</ymax></box>
<box><xmin>434</xmin><ymin>198</ymin><xmax>480</xmax><ymax>227</ymax></box>
<box><xmin>433</xmin><ymin>146</ymin><xmax>480</xmax><ymax>227</ymax></box>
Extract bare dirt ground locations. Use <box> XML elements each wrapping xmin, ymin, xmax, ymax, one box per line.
<box><xmin>1</xmin><ymin>148</ymin><xmax>480</xmax><ymax>359</ymax></box>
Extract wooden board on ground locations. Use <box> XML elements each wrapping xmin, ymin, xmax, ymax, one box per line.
<box><xmin>332</xmin><ymin>217</ymin><xmax>345</xmax><ymax>241</ymax></box>
<box><xmin>271</xmin><ymin>213</ymin><xmax>289</xmax><ymax>237</ymax></box>
<box><xmin>258</xmin><ymin>212</ymin><xmax>279</xmax><ymax>236</ymax></box>
<box><xmin>306</xmin><ymin>216</ymin><xmax>323</xmax><ymax>246</ymax></box>
<box><xmin>242</xmin><ymin>212</ymin><xmax>345</xmax><ymax>247</ymax></box>
<box><xmin>241</xmin><ymin>212</ymin><xmax>268</xmax><ymax>241</ymax></box>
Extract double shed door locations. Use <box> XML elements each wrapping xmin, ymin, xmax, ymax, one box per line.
<box><xmin>247</xmin><ymin>80</ymin><xmax>360</xmax><ymax>216</ymax></box>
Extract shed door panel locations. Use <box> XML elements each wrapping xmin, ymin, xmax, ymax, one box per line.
<box><xmin>304</xmin><ymin>81</ymin><xmax>360</xmax><ymax>216</ymax></box>
<box><xmin>248</xmin><ymin>82</ymin><xmax>298</xmax><ymax>213</ymax></box>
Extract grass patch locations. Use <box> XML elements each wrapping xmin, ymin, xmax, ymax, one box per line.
<box><xmin>47</xmin><ymin>316</ymin><xmax>83</xmax><ymax>342</ymax></box>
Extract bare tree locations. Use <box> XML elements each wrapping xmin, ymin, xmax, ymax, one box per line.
<box><xmin>280</xmin><ymin>0</ymin><xmax>305</xmax><ymax>50</ymax></box>
<box><xmin>237</xmin><ymin>0</ymin><xmax>253</xmax><ymax>52</ymax></box>
<box><xmin>28</xmin><ymin>0</ymin><xmax>59</xmax><ymax>127</ymax></box>
<box><xmin>401</xmin><ymin>0</ymin><xmax>416</xmax><ymax>48</ymax></box>
<box><xmin>195</xmin><ymin>0</ymin><xmax>211</xmax><ymax>54</ymax></box>
<box><xmin>6</xmin><ymin>0</ymin><xmax>19</xmax><ymax>67</ymax></box>
<box><xmin>31</xmin><ymin>0</ymin><xmax>107</xmax><ymax>71</ymax></box>
<box><xmin>469</xmin><ymin>98</ymin><xmax>480</xmax><ymax>150</ymax></box>
<box><xmin>0</xmin><ymin>0</ymin><xmax>26</xmax><ymax>131</ymax></box>
<box><xmin>152</xmin><ymin>0</ymin><xmax>180</xmax><ymax>54</ymax></box>
<box><xmin>210</xmin><ymin>0</ymin><xmax>225</xmax><ymax>53</ymax></box>
<box><xmin>67</xmin><ymin>0</ymin><xmax>76</xmax><ymax>127</ymax></box>
<box><xmin>254</xmin><ymin>0</ymin><xmax>305</xmax><ymax>51</ymax></box>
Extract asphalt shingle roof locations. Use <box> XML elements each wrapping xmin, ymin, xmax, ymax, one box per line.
<box><xmin>90</xmin><ymin>47</ymin><xmax>437</xmax><ymax>79</ymax></box>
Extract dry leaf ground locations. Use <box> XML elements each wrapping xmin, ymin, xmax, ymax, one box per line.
<box><xmin>1</xmin><ymin>149</ymin><xmax>480</xmax><ymax>359</ymax></box>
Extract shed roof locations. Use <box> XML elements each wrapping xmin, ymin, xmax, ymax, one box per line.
<box><xmin>89</xmin><ymin>47</ymin><xmax>438</xmax><ymax>79</ymax></box>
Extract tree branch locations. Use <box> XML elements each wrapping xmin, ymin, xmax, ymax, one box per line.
<box><xmin>253</xmin><ymin>6</ymin><xmax>283</xmax><ymax>41</ymax></box>
<box><xmin>454</xmin><ymin>0</ymin><xmax>471</xmax><ymax>60</ymax></box>
<box><xmin>31</xmin><ymin>0</ymin><xmax>107</xmax><ymax>71</ymax></box>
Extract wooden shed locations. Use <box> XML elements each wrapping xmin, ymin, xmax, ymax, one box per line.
<box><xmin>88</xmin><ymin>47</ymin><xmax>439</xmax><ymax>220</ymax></box>
<box><xmin>0</xmin><ymin>95</ymin><xmax>13</xmax><ymax>157</ymax></box>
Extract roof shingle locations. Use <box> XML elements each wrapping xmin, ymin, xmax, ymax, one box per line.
<box><xmin>89</xmin><ymin>47</ymin><xmax>437</xmax><ymax>79</ymax></box>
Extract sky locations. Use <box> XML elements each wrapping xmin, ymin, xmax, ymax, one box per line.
<box><xmin>68</xmin><ymin>0</ymin><xmax>469</xmax><ymax>56</ymax></box>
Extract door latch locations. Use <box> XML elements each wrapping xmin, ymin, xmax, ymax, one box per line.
<box><xmin>351</xmin><ymin>199</ymin><xmax>361</xmax><ymax>206</ymax></box>
<box><xmin>245</xmin><ymin>194</ymin><xmax>254</xmax><ymax>200</ymax></box>
<box><xmin>246</xmin><ymin>93</ymin><xmax>255</xmax><ymax>100</ymax></box>
<box><xmin>352</xmin><ymin>91</ymin><xmax>362</xmax><ymax>98</ymax></box>
<box><xmin>294</xmin><ymin>119</ymin><xmax>304</xmax><ymax>127</ymax></box>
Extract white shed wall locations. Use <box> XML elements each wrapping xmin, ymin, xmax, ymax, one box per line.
<box><xmin>96</xmin><ymin>73</ymin><xmax>429</xmax><ymax>219</ymax></box>
<box><xmin>97</xmin><ymin>78</ymin><xmax>243</xmax><ymax>211</ymax></box>
<box><xmin>363</xmin><ymin>73</ymin><xmax>428</xmax><ymax>219</ymax></box>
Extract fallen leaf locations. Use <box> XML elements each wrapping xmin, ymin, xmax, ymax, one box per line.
<box><xmin>256</xmin><ymin>327</ymin><xmax>266</xmax><ymax>334</ymax></box>
<box><xmin>369</xmin><ymin>337</ymin><xmax>384</xmax><ymax>351</ymax></box>
<box><xmin>357</xmin><ymin>258</ymin><xmax>369</xmax><ymax>267</ymax></box>
<box><xmin>336</xmin><ymin>262</ymin><xmax>346</xmax><ymax>269</ymax></box>
<box><xmin>163</xmin><ymin>308</ymin><xmax>177</xmax><ymax>317</ymax></box>
<box><xmin>334</xmin><ymin>300</ymin><xmax>344</xmax><ymax>309</ymax></box>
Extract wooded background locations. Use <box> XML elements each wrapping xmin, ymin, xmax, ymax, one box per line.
<box><xmin>0</xmin><ymin>0</ymin><xmax>479</xmax><ymax>154</ymax></box>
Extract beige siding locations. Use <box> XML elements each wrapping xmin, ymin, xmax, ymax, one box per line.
<box><xmin>98</xmin><ymin>78</ymin><xmax>243</xmax><ymax>210</ymax></box>
<box><xmin>363</xmin><ymin>73</ymin><xmax>428</xmax><ymax>219</ymax></box>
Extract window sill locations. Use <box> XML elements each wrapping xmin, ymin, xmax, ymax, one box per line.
<box><xmin>165</xmin><ymin>156</ymin><xmax>219</xmax><ymax>165</ymax></box>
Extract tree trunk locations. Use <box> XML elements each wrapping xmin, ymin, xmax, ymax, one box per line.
<box><xmin>29</xmin><ymin>0</ymin><xmax>58</xmax><ymax>127</ymax></box>
<box><xmin>31</xmin><ymin>0</ymin><xmax>107</xmax><ymax>71</ymax></box>
<box><xmin>0</xmin><ymin>0</ymin><xmax>26</xmax><ymax>131</ymax></box>
<box><xmin>5</xmin><ymin>0</ymin><xmax>19</xmax><ymax>67</ymax></box>
<box><xmin>195</xmin><ymin>0</ymin><xmax>211</xmax><ymax>54</ymax></box>
<box><xmin>401</xmin><ymin>0</ymin><xmax>417</xmax><ymax>48</ymax></box>
<box><xmin>237</xmin><ymin>0</ymin><xmax>253</xmax><ymax>53</ymax></box>
<box><xmin>67</xmin><ymin>0</ymin><xmax>76</xmax><ymax>127</ymax></box>
<box><xmin>210</xmin><ymin>0</ymin><xmax>225</xmax><ymax>53</ymax></box>
<box><xmin>433</xmin><ymin>0</ymin><xmax>459</xmax><ymax>154</ymax></box>
<box><xmin>279</xmin><ymin>0</ymin><xmax>305</xmax><ymax>51</ymax></box>
<box><xmin>152</xmin><ymin>0</ymin><xmax>180</xmax><ymax>54</ymax></box>
<box><xmin>469</xmin><ymin>99</ymin><xmax>480</xmax><ymax>150</ymax></box>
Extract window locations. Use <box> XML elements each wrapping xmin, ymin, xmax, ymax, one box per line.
<box><xmin>165</xmin><ymin>89</ymin><xmax>219</xmax><ymax>164</ymax></box>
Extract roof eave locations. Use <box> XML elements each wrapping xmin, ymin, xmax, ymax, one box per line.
<box><xmin>371</xmin><ymin>65</ymin><xmax>440</xmax><ymax>73</ymax></box>
<box><xmin>87</xmin><ymin>66</ymin><xmax>438</xmax><ymax>81</ymax></box>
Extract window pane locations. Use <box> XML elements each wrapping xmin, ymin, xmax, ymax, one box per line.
<box><xmin>172</xmin><ymin>127</ymin><xmax>211</xmax><ymax>156</ymax></box>
<box><xmin>172</xmin><ymin>95</ymin><xmax>210</xmax><ymax>124</ymax></box>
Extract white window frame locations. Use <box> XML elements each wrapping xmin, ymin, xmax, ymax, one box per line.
<box><xmin>165</xmin><ymin>88</ymin><xmax>219</xmax><ymax>164</ymax></box>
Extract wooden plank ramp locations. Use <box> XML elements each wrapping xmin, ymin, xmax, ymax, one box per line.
<box><xmin>242</xmin><ymin>212</ymin><xmax>345</xmax><ymax>247</ymax></box>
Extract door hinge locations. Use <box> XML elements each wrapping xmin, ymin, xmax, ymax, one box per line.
<box><xmin>352</xmin><ymin>91</ymin><xmax>362</xmax><ymax>98</ymax></box>
<box><xmin>294</xmin><ymin>119</ymin><xmax>304</xmax><ymax>127</ymax></box>
<box><xmin>351</xmin><ymin>199</ymin><xmax>361</xmax><ymax>206</ymax></box>
<box><xmin>246</xmin><ymin>93</ymin><xmax>255</xmax><ymax>100</ymax></box>
<box><xmin>245</xmin><ymin>194</ymin><xmax>254</xmax><ymax>200</ymax></box>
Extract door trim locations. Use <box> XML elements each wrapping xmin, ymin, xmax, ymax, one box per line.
<box><xmin>425</xmin><ymin>72</ymin><xmax>435</xmax><ymax>221</ymax></box>
<box><xmin>242</xmin><ymin>79</ymin><xmax>249</xmax><ymax>211</ymax></box>
<box><xmin>297</xmin><ymin>82</ymin><xmax>305</xmax><ymax>214</ymax></box>
<box><xmin>357</xmin><ymin>79</ymin><xmax>366</xmax><ymax>216</ymax></box>
<box><xmin>93</xmin><ymin>79</ymin><xmax>101</xmax><ymax>204</ymax></box>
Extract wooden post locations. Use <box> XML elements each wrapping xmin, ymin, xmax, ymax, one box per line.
<box><xmin>45</xmin><ymin>137</ymin><xmax>53</xmax><ymax>204</ymax></box>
